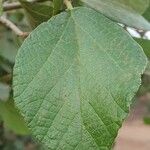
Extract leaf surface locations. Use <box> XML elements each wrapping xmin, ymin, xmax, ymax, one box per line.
<box><xmin>82</xmin><ymin>0</ymin><xmax>150</xmax><ymax>30</ymax></box>
<box><xmin>13</xmin><ymin>7</ymin><xmax>147</xmax><ymax>149</ymax></box>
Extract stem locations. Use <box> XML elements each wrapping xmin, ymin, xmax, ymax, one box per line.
<box><xmin>64</xmin><ymin>0</ymin><xmax>73</xmax><ymax>10</ymax></box>
<box><xmin>0</xmin><ymin>16</ymin><xmax>29</xmax><ymax>38</ymax></box>
<box><xmin>3</xmin><ymin>2</ymin><xmax>22</xmax><ymax>11</ymax></box>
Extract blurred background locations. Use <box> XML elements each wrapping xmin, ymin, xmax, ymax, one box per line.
<box><xmin>0</xmin><ymin>0</ymin><xmax>150</xmax><ymax>150</ymax></box>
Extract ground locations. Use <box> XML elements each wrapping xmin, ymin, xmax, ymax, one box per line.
<box><xmin>115</xmin><ymin>94</ymin><xmax>150</xmax><ymax>150</ymax></box>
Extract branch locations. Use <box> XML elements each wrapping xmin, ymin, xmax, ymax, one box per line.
<box><xmin>64</xmin><ymin>0</ymin><xmax>73</xmax><ymax>10</ymax></box>
<box><xmin>3</xmin><ymin>0</ymin><xmax>51</xmax><ymax>11</ymax></box>
<box><xmin>3</xmin><ymin>2</ymin><xmax>22</xmax><ymax>11</ymax></box>
<box><xmin>0</xmin><ymin>16</ymin><xmax>29</xmax><ymax>38</ymax></box>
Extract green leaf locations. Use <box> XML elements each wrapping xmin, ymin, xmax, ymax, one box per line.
<box><xmin>143</xmin><ymin>4</ymin><xmax>150</xmax><ymax>22</ymax></box>
<box><xmin>135</xmin><ymin>38</ymin><xmax>150</xmax><ymax>95</ymax></box>
<box><xmin>114</xmin><ymin>0</ymin><xmax>149</xmax><ymax>14</ymax></box>
<box><xmin>53</xmin><ymin>0</ymin><xmax>63</xmax><ymax>15</ymax></box>
<box><xmin>81</xmin><ymin>0</ymin><xmax>150</xmax><ymax>31</ymax></box>
<box><xmin>20</xmin><ymin>0</ymin><xmax>53</xmax><ymax>28</ymax></box>
<box><xmin>135</xmin><ymin>38</ymin><xmax>150</xmax><ymax>76</ymax></box>
<box><xmin>135</xmin><ymin>38</ymin><xmax>150</xmax><ymax>58</ymax></box>
<box><xmin>0</xmin><ymin>100</ymin><xmax>29</xmax><ymax>135</ymax></box>
<box><xmin>13</xmin><ymin>7</ymin><xmax>147</xmax><ymax>149</ymax></box>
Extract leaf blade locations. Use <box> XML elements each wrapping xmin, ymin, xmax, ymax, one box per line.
<box><xmin>81</xmin><ymin>0</ymin><xmax>150</xmax><ymax>31</ymax></box>
<box><xmin>13</xmin><ymin>7</ymin><xmax>147</xmax><ymax>149</ymax></box>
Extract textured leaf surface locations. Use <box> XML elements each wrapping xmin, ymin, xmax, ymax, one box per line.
<box><xmin>82</xmin><ymin>0</ymin><xmax>150</xmax><ymax>30</ymax></box>
<box><xmin>13</xmin><ymin>7</ymin><xmax>147</xmax><ymax>149</ymax></box>
<box><xmin>0</xmin><ymin>100</ymin><xmax>29</xmax><ymax>135</ymax></box>
<box><xmin>20</xmin><ymin>0</ymin><xmax>53</xmax><ymax>28</ymax></box>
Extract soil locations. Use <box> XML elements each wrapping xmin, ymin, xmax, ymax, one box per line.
<box><xmin>114</xmin><ymin>95</ymin><xmax>150</xmax><ymax>150</ymax></box>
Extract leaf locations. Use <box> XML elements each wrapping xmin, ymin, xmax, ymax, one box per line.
<box><xmin>114</xmin><ymin>0</ymin><xmax>149</xmax><ymax>14</ymax></box>
<box><xmin>143</xmin><ymin>4</ymin><xmax>150</xmax><ymax>22</ymax></box>
<box><xmin>19</xmin><ymin>0</ymin><xmax>53</xmax><ymax>28</ymax></box>
<box><xmin>0</xmin><ymin>100</ymin><xmax>29</xmax><ymax>135</ymax></box>
<box><xmin>81</xmin><ymin>0</ymin><xmax>150</xmax><ymax>31</ymax></box>
<box><xmin>13</xmin><ymin>7</ymin><xmax>147</xmax><ymax>149</ymax></box>
<box><xmin>53</xmin><ymin>0</ymin><xmax>63</xmax><ymax>15</ymax></box>
<box><xmin>135</xmin><ymin>38</ymin><xmax>150</xmax><ymax>95</ymax></box>
<box><xmin>0</xmin><ymin>83</ymin><xmax>10</xmax><ymax>101</ymax></box>
<box><xmin>135</xmin><ymin>38</ymin><xmax>150</xmax><ymax>58</ymax></box>
<box><xmin>135</xmin><ymin>38</ymin><xmax>150</xmax><ymax>77</ymax></box>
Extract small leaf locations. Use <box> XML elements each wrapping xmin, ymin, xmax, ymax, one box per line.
<box><xmin>81</xmin><ymin>0</ymin><xmax>150</xmax><ymax>31</ymax></box>
<box><xmin>114</xmin><ymin>0</ymin><xmax>149</xmax><ymax>14</ymax></box>
<box><xmin>20</xmin><ymin>0</ymin><xmax>53</xmax><ymax>28</ymax></box>
<box><xmin>0</xmin><ymin>100</ymin><xmax>29</xmax><ymax>135</ymax></box>
<box><xmin>135</xmin><ymin>38</ymin><xmax>150</xmax><ymax>58</ymax></box>
<box><xmin>13</xmin><ymin>7</ymin><xmax>147</xmax><ymax>149</ymax></box>
<box><xmin>135</xmin><ymin>38</ymin><xmax>150</xmax><ymax>76</ymax></box>
<box><xmin>143</xmin><ymin>4</ymin><xmax>150</xmax><ymax>22</ymax></box>
<box><xmin>53</xmin><ymin>0</ymin><xmax>63</xmax><ymax>15</ymax></box>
